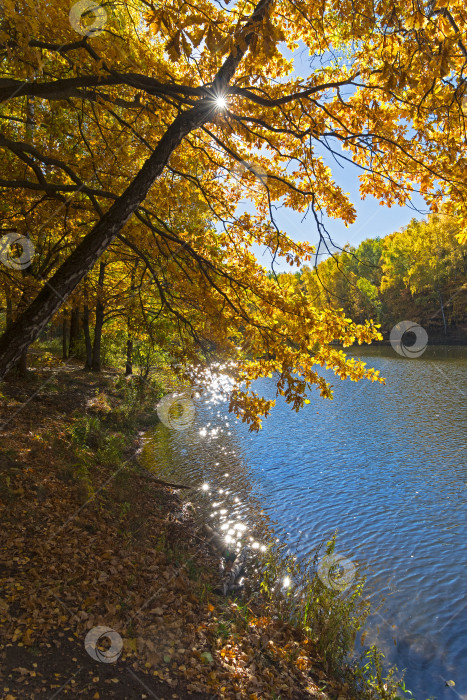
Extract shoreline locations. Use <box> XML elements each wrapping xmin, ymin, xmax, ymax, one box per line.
<box><xmin>0</xmin><ymin>362</ymin><xmax>347</xmax><ymax>698</ymax></box>
<box><xmin>0</xmin><ymin>358</ymin><xmax>418</xmax><ymax>699</ymax></box>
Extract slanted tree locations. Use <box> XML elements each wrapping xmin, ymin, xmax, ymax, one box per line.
<box><xmin>1</xmin><ymin>0</ymin><xmax>467</xmax><ymax>425</ymax></box>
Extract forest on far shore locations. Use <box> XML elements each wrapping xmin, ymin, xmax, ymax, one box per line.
<box><xmin>277</xmin><ymin>214</ymin><xmax>467</xmax><ymax>343</ymax></box>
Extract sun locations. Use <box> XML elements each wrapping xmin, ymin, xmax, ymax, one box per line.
<box><xmin>215</xmin><ymin>96</ymin><xmax>227</xmax><ymax>109</ymax></box>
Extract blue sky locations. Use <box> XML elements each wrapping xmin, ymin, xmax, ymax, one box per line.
<box><xmin>235</xmin><ymin>42</ymin><xmax>430</xmax><ymax>271</ymax></box>
<box><xmin>240</xmin><ymin>157</ymin><xmax>428</xmax><ymax>272</ymax></box>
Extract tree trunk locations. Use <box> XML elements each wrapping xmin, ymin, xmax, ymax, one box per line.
<box><xmin>125</xmin><ymin>263</ymin><xmax>137</xmax><ymax>376</ymax></box>
<box><xmin>125</xmin><ymin>335</ymin><xmax>133</xmax><ymax>376</ymax></box>
<box><xmin>0</xmin><ymin>105</ymin><xmax>210</xmax><ymax>379</ymax></box>
<box><xmin>68</xmin><ymin>305</ymin><xmax>80</xmax><ymax>356</ymax></box>
<box><xmin>82</xmin><ymin>304</ymin><xmax>92</xmax><ymax>370</ymax></box>
<box><xmin>5</xmin><ymin>287</ymin><xmax>12</xmax><ymax>329</ymax></box>
<box><xmin>17</xmin><ymin>350</ymin><xmax>28</xmax><ymax>376</ymax></box>
<box><xmin>92</xmin><ymin>307</ymin><xmax>104</xmax><ymax>372</ymax></box>
<box><xmin>91</xmin><ymin>262</ymin><xmax>105</xmax><ymax>372</ymax></box>
<box><xmin>437</xmin><ymin>288</ymin><xmax>447</xmax><ymax>336</ymax></box>
<box><xmin>62</xmin><ymin>313</ymin><xmax>68</xmax><ymax>360</ymax></box>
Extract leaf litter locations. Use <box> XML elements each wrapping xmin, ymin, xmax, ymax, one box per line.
<box><xmin>0</xmin><ymin>363</ymin><xmax>345</xmax><ymax>699</ymax></box>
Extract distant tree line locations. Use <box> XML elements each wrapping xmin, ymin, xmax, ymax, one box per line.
<box><xmin>280</xmin><ymin>215</ymin><xmax>467</xmax><ymax>341</ymax></box>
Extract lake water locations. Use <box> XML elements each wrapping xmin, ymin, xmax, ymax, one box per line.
<box><xmin>141</xmin><ymin>346</ymin><xmax>467</xmax><ymax>700</ymax></box>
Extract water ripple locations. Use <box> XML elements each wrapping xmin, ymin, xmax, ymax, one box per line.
<box><xmin>142</xmin><ymin>346</ymin><xmax>467</xmax><ymax>700</ymax></box>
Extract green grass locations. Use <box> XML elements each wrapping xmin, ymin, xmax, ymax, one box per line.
<box><xmin>248</xmin><ymin>535</ymin><xmax>427</xmax><ymax>700</ymax></box>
